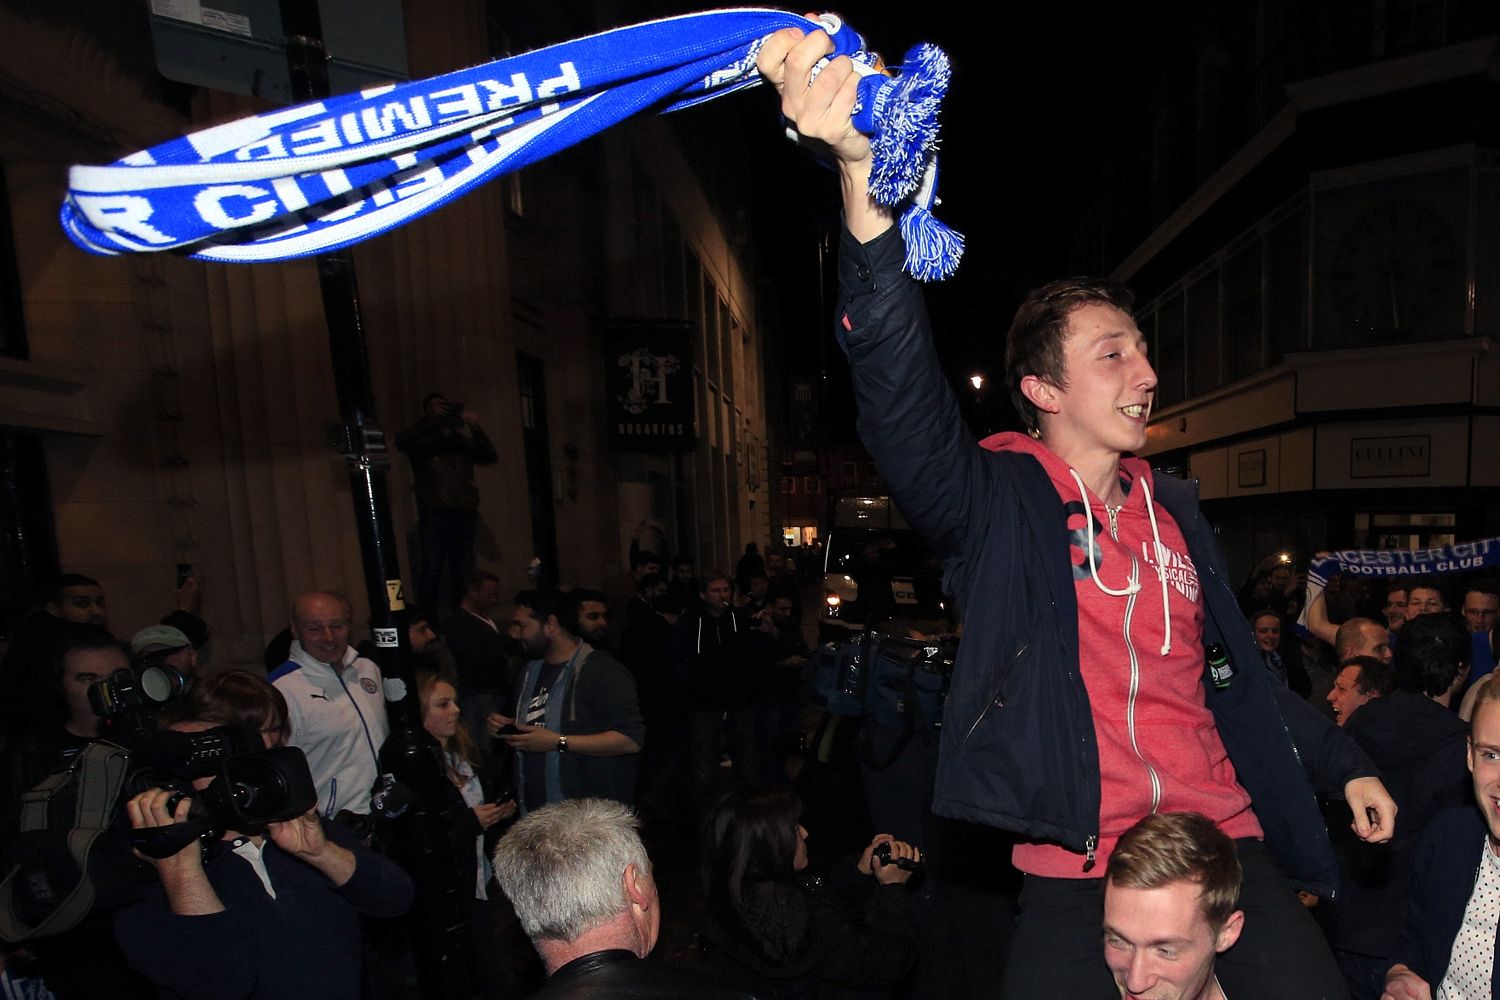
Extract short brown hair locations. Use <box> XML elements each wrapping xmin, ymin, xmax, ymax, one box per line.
<box><xmin>1005</xmin><ymin>277</ymin><xmax>1135</xmax><ymax>433</ymax></box>
<box><xmin>1339</xmin><ymin>655</ymin><xmax>1396</xmax><ymax>698</ymax></box>
<box><xmin>1106</xmin><ymin>812</ymin><xmax>1241</xmax><ymax>932</ymax></box>
<box><xmin>170</xmin><ymin>669</ymin><xmax>290</xmax><ymax>745</ymax></box>
<box><xmin>1472</xmin><ymin>674</ymin><xmax>1500</xmax><ymax>722</ymax></box>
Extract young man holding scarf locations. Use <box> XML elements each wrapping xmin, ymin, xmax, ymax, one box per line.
<box><xmin>757</xmin><ymin>27</ymin><xmax>1392</xmax><ymax>998</ymax></box>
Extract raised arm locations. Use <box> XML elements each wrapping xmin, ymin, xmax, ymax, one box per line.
<box><xmin>756</xmin><ymin>28</ymin><xmax>990</xmax><ymax>559</ymax></box>
<box><xmin>756</xmin><ymin>28</ymin><xmax>892</xmax><ymax>240</ymax></box>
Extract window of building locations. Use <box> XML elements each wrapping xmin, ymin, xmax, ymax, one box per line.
<box><xmin>1265</xmin><ymin>204</ymin><xmax>1308</xmax><ymax>363</ymax></box>
<box><xmin>663</xmin><ymin>210</ymin><xmax>684</xmax><ymax>320</ymax></box>
<box><xmin>0</xmin><ymin>433</ymin><xmax>58</xmax><ymax>638</ymax></box>
<box><xmin>1156</xmin><ymin>294</ymin><xmax>1186</xmax><ymax>408</ymax></box>
<box><xmin>1360</xmin><ymin>511</ymin><xmax>1456</xmax><ymax>550</ymax></box>
<box><xmin>718</xmin><ymin>298</ymin><xmax>734</xmax><ymax>400</ymax></box>
<box><xmin>1222</xmin><ymin>239</ymin><xmax>1263</xmax><ymax>382</ymax></box>
<box><xmin>1186</xmin><ymin>268</ymin><xmax>1222</xmax><ymax>397</ymax></box>
<box><xmin>703</xmin><ymin>273</ymin><xmax>721</xmax><ymax>387</ymax></box>
<box><xmin>685</xmin><ymin>248</ymin><xmax>702</xmax><ymax>362</ymax></box>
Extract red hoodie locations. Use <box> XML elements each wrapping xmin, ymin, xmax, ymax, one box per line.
<box><xmin>979</xmin><ymin>432</ymin><xmax>1262</xmax><ymax>878</ymax></box>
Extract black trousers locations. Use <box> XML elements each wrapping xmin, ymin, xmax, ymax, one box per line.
<box><xmin>1000</xmin><ymin>839</ymin><xmax>1349</xmax><ymax>999</ymax></box>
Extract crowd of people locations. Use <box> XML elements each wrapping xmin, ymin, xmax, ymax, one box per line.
<box><xmin>0</xmin><ymin>545</ymin><xmax>824</xmax><ymax>999</ymax></box>
<box><xmin>10</xmin><ymin>422</ymin><xmax>1500</xmax><ymax>1000</ymax></box>
<box><xmin>6</xmin><ymin>22</ymin><xmax>1500</xmax><ymax>1000</ymax></box>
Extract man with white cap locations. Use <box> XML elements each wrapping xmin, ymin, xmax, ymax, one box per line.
<box><xmin>130</xmin><ymin>624</ymin><xmax>198</xmax><ymax>677</ymax></box>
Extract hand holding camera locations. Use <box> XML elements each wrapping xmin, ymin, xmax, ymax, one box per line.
<box><xmin>859</xmin><ymin>833</ymin><xmax>921</xmax><ymax>885</ymax></box>
<box><xmin>127</xmin><ymin>788</ymin><xmax>203</xmax><ymax>871</ymax></box>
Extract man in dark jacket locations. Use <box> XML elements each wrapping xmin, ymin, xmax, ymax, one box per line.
<box><xmin>396</xmin><ymin>392</ymin><xmax>498</xmax><ymax>611</ymax></box>
<box><xmin>756</xmin><ymin>28</ymin><xmax>1391</xmax><ymax>999</ymax></box>
<box><xmin>487</xmin><ymin>590</ymin><xmax>644</xmax><ymax>811</ymax></box>
<box><xmin>446</xmin><ymin>571</ymin><xmax>515</xmax><ymax>745</ymax></box>
<box><xmin>493</xmin><ymin>798</ymin><xmax>761</xmax><ymax>1000</ymax></box>
<box><xmin>1385</xmin><ymin>677</ymin><xmax>1500</xmax><ymax>998</ymax></box>
<box><xmin>670</xmin><ymin>572</ymin><xmax>774</xmax><ymax>818</ymax></box>
<box><xmin>115</xmin><ymin>708</ymin><xmax>413</xmax><ymax>999</ymax></box>
<box><xmin>1328</xmin><ymin>614</ymin><xmax>1471</xmax><ymax>998</ymax></box>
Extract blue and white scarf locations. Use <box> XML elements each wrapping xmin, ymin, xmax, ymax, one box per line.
<box><xmin>1296</xmin><ymin>536</ymin><xmax>1500</xmax><ymax>636</ymax></box>
<box><xmin>61</xmin><ymin>8</ymin><xmax>962</xmax><ymax>280</ymax></box>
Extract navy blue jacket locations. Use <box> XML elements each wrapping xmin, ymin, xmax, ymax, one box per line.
<box><xmin>1394</xmin><ymin>806</ymin><xmax>1497</xmax><ymax>994</ymax></box>
<box><xmin>114</xmin><ymin>818</ymin><xmax>413</xmax><ymax>999</ymax></box>
<box><xmin>837</xmin><ymin>225</ymin><xmax>1336</xmax><ymax>892</ymax></box>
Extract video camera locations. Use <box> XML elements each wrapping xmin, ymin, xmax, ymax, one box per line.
<box><xmin>0</xmin><ymin>725</ymin><xmax>317</xmax><ymax>942</ymax></box>
<box><xmin>124</xmin><ymin>726</ymin><xmax>319</xmax><ymax>857</ymax></box>
<box><xmin>88</xmin><ymin>660</ymin><xmax>191</xmax><ymax>744</ymax></box>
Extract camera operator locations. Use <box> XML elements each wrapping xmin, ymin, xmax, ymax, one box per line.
<box><xmin>1</xmin><ymin>624</ymin><xmax>151</xmax><ymax>1000</ymax></box>
<box><xmin>702</xmin><ymin>785</ymin><xmax>919</xmax><ymax>998</ymax></box>
<box><xmin>2</xmin><ymin>624</ymin><xmax>124</xmax><ymax>822</ymax></box>
<box><xmin>113</xmin><ymin>671</ymin><xmax>414</xmax><ymax>1000</ymax></box>
<box><xmin>396</xmin><ymin>391</ymin><xmax>499</xmax><ymax>611</ymax></box>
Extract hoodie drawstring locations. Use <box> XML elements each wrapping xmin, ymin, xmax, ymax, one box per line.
<box><xmin>1067</xmin><ymin>468</ymin><xmax>1173</xmax><ymax>656</ymax></box>
<box><xmin>1140</xmin><ymin>478</ymin><xmax>1173</xmax><ymax>656</ymax></box>
<box><xmin>1068</xmin><ymin>469</ymin><xmax>1140</xmax><ymax>599</ymax></box>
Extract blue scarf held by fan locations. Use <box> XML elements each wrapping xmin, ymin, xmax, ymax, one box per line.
<box><xmin>60</xmin><ymin>8</ymin><xmax>962</xmax><ymax>280</ymax></box>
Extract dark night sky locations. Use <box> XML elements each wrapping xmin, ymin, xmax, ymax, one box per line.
<box><xmin>666</xmin><ymin>3</ymin><xmax>1192</xmax><ymax>436</ymax></box>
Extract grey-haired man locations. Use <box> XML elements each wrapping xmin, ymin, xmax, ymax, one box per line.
<box><xmin>493</xmin><ymin>799</ymin><xmax>760</xmax><ymax>999</ymax></box>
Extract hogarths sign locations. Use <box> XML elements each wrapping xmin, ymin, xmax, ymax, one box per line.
<box><xmin>606</xmin><ymin>322</ymin><xmax>695</xmax><ymax>452</ymax></box>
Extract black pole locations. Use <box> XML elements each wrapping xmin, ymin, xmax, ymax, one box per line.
<box><xmin>278</xmin><ymin>3</ymin><xmax>477</xmax><ymax>997</ymax></box>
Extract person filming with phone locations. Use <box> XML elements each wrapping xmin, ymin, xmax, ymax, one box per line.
<box><xmin>701</xmin><ymin>785</ymin><xmax>920</xmax><ymax>998</ymax></box>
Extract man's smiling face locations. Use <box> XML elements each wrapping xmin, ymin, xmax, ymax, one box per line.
<box><xmin>1103</xmin><ymin>876</ymin><xmax>1241</xmax><ymax>1000</ymax></box>
<box><xmin>1469</xmin><ymin>695</ymin><xmax>1500</xmax><ymax>849</ymax></box>
<box><xmin>1032</xmin><ymin>303</ymin><xmax>1157</xmax><ymax>459</ymax></box>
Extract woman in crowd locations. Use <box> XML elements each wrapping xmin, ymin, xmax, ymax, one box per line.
<box><xmin>417</xmin><ymin>671</ymin><xmax>517</xmax><ymax>998</ymax></box>
<box><xmin>703</xmin><ymin>785</ymin><xmax>919</xmax><ymax>999</ymax></box>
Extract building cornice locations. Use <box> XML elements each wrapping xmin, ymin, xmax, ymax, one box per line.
<box><xmin>1111</xmin><ymin>34</ymin><xmax>1499</xmax><ymax>285</ymax></box>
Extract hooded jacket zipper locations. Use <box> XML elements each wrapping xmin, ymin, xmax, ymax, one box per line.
<box><xmin>1109</xmin><ymin>504</ymin><xmax>1163</xmax><ymax>819</ymax></box>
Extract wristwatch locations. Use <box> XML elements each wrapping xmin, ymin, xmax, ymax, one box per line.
<box><xmin>556</xmin><ymin>735</ymin><xmax>568</xmax><ymax>754</ymax></box>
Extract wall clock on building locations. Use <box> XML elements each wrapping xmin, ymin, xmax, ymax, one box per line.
<box><xmin>1323</xmin><ymin>197</ymin><xmax>1463</xmax><ymax>343</ymax></box>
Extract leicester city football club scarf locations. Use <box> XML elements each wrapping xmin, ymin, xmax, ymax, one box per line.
<box><xmin>1295</xmin><ymin>537</ymin><xmax>1500</xmax><ymax>636</ymax></box>
<box><xmin>61</xmin><ymin>8</ymin><xmax>963</xmax><ymax>280</ymax></box>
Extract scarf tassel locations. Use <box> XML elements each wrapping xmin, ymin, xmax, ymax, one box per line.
<box><xmin>846</xmin><ymin>42</ymin><xmax>964</xmax><ymax>281</ymax></box>
<box><xmin>899</xmin><ymin>200</ymin><xmax>964</xmax><ymax>282</ymax></box>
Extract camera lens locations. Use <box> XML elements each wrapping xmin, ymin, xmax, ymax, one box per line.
<box><xmin>139</xmin><ymin>665</ymin><xmax>185</xmax><ymax>704</ymax></box>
